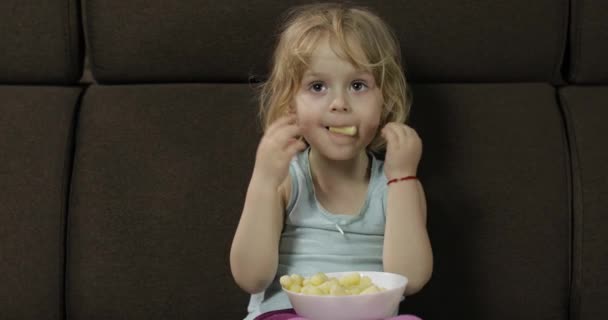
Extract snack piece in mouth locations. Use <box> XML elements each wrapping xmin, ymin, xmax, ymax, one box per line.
<box><xmin>328</xmin><ymin>126</ymin><xmax>357</xmax><ymax>136</ymax></box>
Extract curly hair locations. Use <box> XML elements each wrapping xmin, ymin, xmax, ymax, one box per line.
<box><xmin>259</xmin><ymin>2</ymin><xmax>412</xmax><ymax>152</ymax></box>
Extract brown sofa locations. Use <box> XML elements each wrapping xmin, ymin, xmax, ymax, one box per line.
<box><xmin>1</xmin><ymin>0</ymin><xmax>607</xmax><ymax>319</ymax></box>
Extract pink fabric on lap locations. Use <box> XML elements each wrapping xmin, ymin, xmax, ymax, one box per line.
<box><xmin>254</xmin><ymin>309</ymin><xmax>299</xmax><ymax>320</ymax></box>
<box><xmin>254</xmin><ymin>309</ymin><xmax>422</xmax><ymax>320</ymax></box>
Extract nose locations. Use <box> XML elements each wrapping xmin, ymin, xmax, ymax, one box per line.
<box><xmin>329</xmin><ymin>91</ymin><xmax>350</xmax><ymax>113</ymax></box>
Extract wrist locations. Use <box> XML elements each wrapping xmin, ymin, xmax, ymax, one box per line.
<box><xmin>386</xmin><ymin>175</ymin><xmax>418</xmax><ymax>186</ymax></box>
<box><xmin>385</xmin><ymin>169</ymin><xmax>417</xmax><ymax>179</ymax></box>
<box><xmin>250</xmin><ymin>169</ymin><xmax>283</xmax><ymax>189</ymax></box>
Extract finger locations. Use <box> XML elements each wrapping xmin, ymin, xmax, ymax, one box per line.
<box><xmin>389</xmin><ymin>123</ymin><xmax>408</xmax><ymax>146</ymax></box>
<box><xmin>275</xmin><ymin>124</ymin><xmax>302</xmax><ymax>146</ymax></box>
<box><xmin>286</xmin><ymin>139</ymin><xmax>308</xmax><ymax>156</ymax></box>
<box><xmin>384</xmin><ymin>123</ymin><xmax>403</xmax><ymax>148</ymax></box>
<box><xmin>403</xmin><ymin>124</ymin><xmax>419</xmax><ymax>138</ymax></box>
<box><xmin>398</xmin><ymin>124</ymin><xmax>409</xmax><ymax>145</ymax></box>
<box><xmin>268</xmin><ymin>114</ymin><xmax>297</xmax><ymax>135</ymax></box>
<box><xmin>266</xmin><ymin>114</ymin><xmax>297</xmax><ymax>136</ymax></box>
<box><xmin>382</xmin><ymin>125</ymin><xmax>399</xmax><ymax>151</ymax></box>
<box><xmin>402</xmin><ymin>125</ymin><xmax>422</xmax><ymax>147</ymax></box>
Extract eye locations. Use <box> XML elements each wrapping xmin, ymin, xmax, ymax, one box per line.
<box><xmin>308</xmin><ymin>81</ymin><xmax>327</xmax><ymax>93</ymax></box>
<box><xmin>351</xmin><ymin>81</ymin><xmax>369</xmax><ymax>92</ymax></box>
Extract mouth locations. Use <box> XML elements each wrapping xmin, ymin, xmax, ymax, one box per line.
<box><xmin>326</xmin><ymin>126</ymin><xmax>357</xmax><ymax>136</ymax></box>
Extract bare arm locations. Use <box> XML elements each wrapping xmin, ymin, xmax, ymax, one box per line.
<box><xmin>229</xmin><ymin>115</ymin><xmax>304</xmax><ymax>294</ymax></box>
<box><xmin>229</xmin><ymin>174</ymin><xmax>287</xmax><ymax>294</ymax></box>
<box><xmin>380</xmin><ymin>122</ymin><xmax>433</xmax><ymax>295</ymax></box>
<box><xmin>383</xmin><ymin>179</ymin><xmax>433</xmax><ymax>295</ymax></box>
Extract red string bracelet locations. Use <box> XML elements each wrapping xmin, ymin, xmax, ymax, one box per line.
<box><xmin>387</xmin><ymin>176</ymin><xmax>418</xmax><ymax>185</ymax></box>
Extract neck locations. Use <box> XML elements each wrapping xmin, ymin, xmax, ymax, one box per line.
<box><xmin>308</xmin><ymin>148</ymin><xmax>370</xmax><ymax>185</ymax></box>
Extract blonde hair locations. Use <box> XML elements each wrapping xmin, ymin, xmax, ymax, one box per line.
<box><xmin>259</xmin><ymin>2</ymin><xmax>412</xmax><ymax>152</ymax></box>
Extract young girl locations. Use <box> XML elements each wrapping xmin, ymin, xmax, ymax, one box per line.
<box><xmin>230</xmin><ymin>3</ymin><xmax>432</xmax><ymax>320</ymax></box>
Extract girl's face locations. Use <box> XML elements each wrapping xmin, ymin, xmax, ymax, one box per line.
<box><xmin>293</xmin><ymin>36</ymin><xmax>383</xmax><ymax>161</ymax></box>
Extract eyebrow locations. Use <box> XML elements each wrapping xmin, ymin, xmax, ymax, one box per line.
<box><xmin>302</xmin><ymin>71</ymin><xmax>373</xmax><ymax>78</ymax></box>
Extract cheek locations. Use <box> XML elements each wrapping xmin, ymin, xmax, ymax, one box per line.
<box><xmin>297</xmin><ymin>114</ymin><xmax>318</xmax><ymax>135</ymax></box>
<box><xmin>294</xmin><ymin>98</ymin><xmax>321</xmax><ymax>129</ymax></box>
<box><xmin>361</xmin><ymin>106</ymin><xmax>383</xmax><ymax>140</ymax></box>
<box><xmin>295</xmin><ymin>104</ymin><xmax>312</xmax><ymax>122</ymax></box>
<box><xmin>362</xmin><ymin>120</ymin><xmax>381</xmax><ymax>137</ymax></box>
<box><xmin>363</xmin><ymin>101</ymin><xmax>383</xmax><ymax>130</ymax></box>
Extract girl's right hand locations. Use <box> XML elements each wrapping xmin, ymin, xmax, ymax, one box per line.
<box><xmin>253</xmin><ymin>114</ymin><xmax>307</xmax><ymax>187</ymax></box>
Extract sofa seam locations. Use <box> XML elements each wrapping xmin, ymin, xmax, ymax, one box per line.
<box><xmin>552</xmin><ymin>0</ymin><xmax>570</xmax><ymax>84</ymax></box>
<box><xmin>571</xmin><ymin>0</ymin><xmax>584</xmax><ymax>83</ymax></box>
<box><xmin>81</xmin><ymin>0</ymin><xmax>103</xmax><ymax>79</ymax></box>
<box><xmin>557</xmin><ymin>87</ymin><xmax>583</xmax><ymax>320</ymax></box>
<box><xmin>61</xmin><ymin>85</ymin><xmax>88</xmax><ymax>320</ymax></box>
<box><xmin>64</xmin><ymin>0</ymin><xmax>73</xmax><ymax>84</ymax></box>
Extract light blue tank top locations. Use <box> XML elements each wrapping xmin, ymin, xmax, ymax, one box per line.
<box><xmin>244</xmin><ymin>148</ymin><xmax>388</xmax><ymax>319</ymax></box>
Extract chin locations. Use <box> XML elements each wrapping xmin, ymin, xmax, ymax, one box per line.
<box><xmin>313</xmin><ymin>144</ymin><xmax>364</xmax><ymax>161</ymax></box>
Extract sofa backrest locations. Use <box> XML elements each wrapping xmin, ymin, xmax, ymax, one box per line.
<box><xmin>0</xmin><ymin>0</ymin><xmax>83</xmax><ymax>84</ymax></box>
<box><xmin>561</xmin><ymin>1</ymin><xmax>608</xmax><ymax>319</ymax></box>
<box><xmin>83</xmin><ymin>0</ymin><xmax>567</xmax><ymax>84</ymax></box>
<box><xmin>72</xmin><ymin>1</ymin><xmax>572</xmax><ymax>319</ymax></box>
<box><xmin>0</xmin><ymin>1</ymin><xmax>84</xmax><ymax>319</ymax></box>
<box><xmin>568</xmin><ymin>0</ymin><xmax>608</xmax><ymax>84</ymax></box>
<box><xmin>1</xmin><ymin>0</ymin><xmax>607</xmax><ymax>320</ymax></box>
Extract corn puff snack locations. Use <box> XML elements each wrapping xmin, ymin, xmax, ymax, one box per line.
<box><xmin>280</xmin><ymin>272</ymin><xmax>386</xmax><ymax>296</ymax></box>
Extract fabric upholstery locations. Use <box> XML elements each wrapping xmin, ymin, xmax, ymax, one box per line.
<box><xmin>559</xmin><ymin>87</ymin><xmax>608</xmax><ymax>320</ymax></box>
<box><xmin>400</xmin><ymin>83</ymin><xmax>570</xmax><ymax>319</ymax></box>
<box><xmin>0</xmin><ymin>0</ymin><xmax>84</xmax><ymax>84</ymax></box>
<box><xmin>83</xmin><ymin>0</ymin><xmax>567</xmax><ymax>84</ymax></box>
<box><xmin>1</xmin><ymin>1</ymin><xmax>607</xmax><ymax>319</ymax></box>
<box><xmin>568</xmin><ymin>0</ymin><xmax>608</xmax><ymax>83</ymax></box>
<box><xmin>66</xmin><ymin>84</ymin><xmax>258</xmax><ymax>319</ymax></box>
<box><xmin>0</xmin><ymin>86</ymin><xmax>83</xmax><ymax>319</ymax></box>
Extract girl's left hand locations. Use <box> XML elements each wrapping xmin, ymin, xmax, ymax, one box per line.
<box><xmin>381</xmin><ymin>122</ymin><xmax>422</xmax><ymax>178</ymax></box>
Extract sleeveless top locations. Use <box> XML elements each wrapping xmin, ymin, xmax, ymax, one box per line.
<box><xmin>244</xmin><ymin>148</ymin><xmax>388</xmax><ymax>319</ymax></box>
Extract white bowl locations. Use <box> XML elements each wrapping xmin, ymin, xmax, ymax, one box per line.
<box><xmin>283</xmin><ymin>271</ymin><xmax>408</xmax><ymax>320</ymax></box>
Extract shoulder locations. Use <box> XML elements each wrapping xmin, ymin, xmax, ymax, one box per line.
<box><xmin>370</xmin><ymin>152</ymin><xmax>388</xmax><ymax>190</ymax></box>
<box><xmin>278</xmin><ymin>149</ymin><xmax>308</xmax><ymax>209</ymax></box>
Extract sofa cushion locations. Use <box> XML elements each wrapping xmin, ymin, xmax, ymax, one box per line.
<box><xmin>0</xmin><ymin>0</ymin><xmax>84</xmax><ymax>84</ymax></box>
<box><xmin>559</xmin><ymin>86</ymin><xmax>608</xmax><ymax>320</ymax></box>
<box><xmin>66</xmin><ymin>84</ymin><xmax>258</xmax><ymax>319</ymax></box>
<box><xmin>400</xmin><ymin>83</ymin><xmax>570</xmax><ymax>319</ymax></box>
<box><xmin>568</xmin><ymin>0</ymin><xmax>608</xmax><ymax>83</ymax></box>
<box><xmin>0</xmin><ymin>86</ymin><xmax>82</xmax><ymax>319</ymax></box>
<box><xmin>83</xmin><ymin>0</ymin><xmax>567</xmax><ymax>84</ymax></box>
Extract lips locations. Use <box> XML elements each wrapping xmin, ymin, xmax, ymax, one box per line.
<box><xmin>327</xmin><ymin>126</ymin><xmax>357</xmax><ymax>136</ymax></box>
